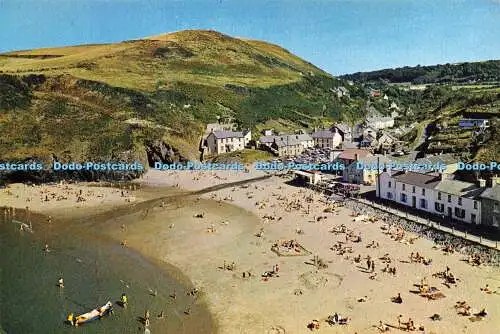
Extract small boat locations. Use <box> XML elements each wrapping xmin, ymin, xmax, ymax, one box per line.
<box><xmin>74</xmin><ymin>301</ymin><xmax>113</xmax><ymax>326</ymax></box>
<box><xmin>12</xmin><ymin>219</ymin><xmax>33</xmax><ymax>233</ymax></box>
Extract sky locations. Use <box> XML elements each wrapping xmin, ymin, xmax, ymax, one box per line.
<box><xmin>0</xmin><ymin>0</ymin><xmax>499</xmax><ymax>75</ymax></box>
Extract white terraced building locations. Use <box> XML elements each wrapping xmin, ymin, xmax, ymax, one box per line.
<box><xmin>311</xmin><ymin>129</ymin><xmax>342</xmax><ymax>149</ymax></box>
<box><xmin>376</xmin><ymin>170</ymin><xmax>484</xmax><ymax>225</ymax></box>
<box><xmin>206</xmin><ymin>130</ymin><xmax>251</xmax><ymax>155</ymax></box>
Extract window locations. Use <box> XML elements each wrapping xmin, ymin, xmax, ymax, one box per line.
<box><xmin>388</xmin><ymin>181</ymin><xmax>392</xmax><ymax>188</ymax></box>
<box><xmin>402</xmin><ymin>184</ymin><xmax>406</xmax><ymax>191</ymax></box>
<box><xmin>420</xmin><ymin>199</ymin><xmax>427</xmax><ymax>209</ymax></box>
<box><xmin>438</xmin><ymin>192</ymin><xmax>442</xmax><ymax>200</ymax></box>
<box><xmin>474</xmin><ymin>201</ymin><xmax>478</xmax><ymax>210</ymax></box>
<box><xmin>435</xmin><ymin>202</ymin><xmax>444</xmax><ymax>212</ymax></box>
<box><xmin>448</xmin><ymin>195</ymin><xmax>451</xmax><ymax>203</ymax></box>
<box><xmin>412</xmin><ymin>186</ymin><xmax>416</xmax><ymax>193</ymax></box>
<box><xmin>400</xmin><ymin>193</ymin><xmax>407</xmax><ymax>203</ymax></box>
<box><xmin>422</xmin><ymin>188</ymin><xmax>425</xmax><ymax>196</ymax></box>
<box><xmin>471</xmin><ymin>214</ymin><xmax>476</xmax><ymax>224</ymax></box>
<box><xmin>454</xmin><ymin>207</ymin><xmax>465</xmax><ymax>218</ymax></box>
<box><xmin>458</xmin><ymin>198</ymin><xmax>462</xmax><ymax>206</ymax></box>
<box><xmin>387</xmin><ymin>192</ymin><xmax>393</xmax><ymax>199</ymax></box>
<box><xmin>494</xmin><ymin>202</ymin><xmax>499</xmax><ymax>213</ymax></box>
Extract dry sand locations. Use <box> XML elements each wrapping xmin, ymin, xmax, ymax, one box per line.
<box><xmin>126</xmin><ymin>170</ymin><xmax>500</xmax><ymax>334</ymax></box>
<box><xmin>0</xmin><ymin>182</ymin><xmax>144</xmax><ymax>219</ymax></box>
<box><xmin>3</xmin><ymin>170</ymin><xmax>500</xmax><ymax>334</ymax></box>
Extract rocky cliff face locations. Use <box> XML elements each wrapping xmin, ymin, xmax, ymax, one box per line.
<box><xmin>145</xmin><ymin>140</ymin><xmax>191</xmax><ymax>165</ymax></box>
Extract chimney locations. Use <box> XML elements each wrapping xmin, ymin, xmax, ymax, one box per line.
<box><xmin>478</xmin><ymin>179</ymin><xmax>486</xmax><ymax>188</ymax></box>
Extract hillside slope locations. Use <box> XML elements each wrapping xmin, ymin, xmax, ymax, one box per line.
<box><xmin>0</xmin><ymin>30</ymin><xmax>364</xmax><ymax>179</ymax></box>
<box><xmin>340</xmin><ymin>60</ymin><xmax>500</xmax><ymax>161</ymax></box>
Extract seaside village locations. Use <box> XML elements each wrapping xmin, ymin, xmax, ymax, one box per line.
<box><xmin>1</xmin><ymin>97</ymin><xmax>499</xmax><ymax>333</ymax></box>
<box><xmin>200</xmin><ymin>107</ymin><xmax>500</xmax><ymax>230</ymax></box>
<box><xmin>189</xmin><ymin>109</ymin><xmax>500</xmax><ymax>332</ymax></box>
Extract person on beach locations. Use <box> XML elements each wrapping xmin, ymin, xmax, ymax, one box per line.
<box><xmin>377</xmin><ymin>321</ymin><xmax>389</xmax><ymax>332</ymax></box>
<box><xmin>392</xmin><ymin>293</ymin><xmax>402</xmax><ymax>304</ymax></box>
<box><xmin>120</xmin><ymin>293</ymin><xmax>128</xmax><ymax>306</ymax></box>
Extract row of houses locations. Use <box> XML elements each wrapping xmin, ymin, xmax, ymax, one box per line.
<box><xmin>202</xmin><ymin>114</ymin><xmax>402</xmax><ymax>158</ymax></box>
<box><xmin>376</xmin><ymin>170</ymin><xmax>500</xmax><ymax>228</ymax></box>
<box><xmin>259</xmin><ymin>133</ymin><xmax>314</xmax><ymax>157</ymax></box>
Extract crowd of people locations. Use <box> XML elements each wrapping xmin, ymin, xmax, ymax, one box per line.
<box><xmin>345</xmin><ymin>200</ymin><xmax>500</xmax><ymax>266</ymax></box>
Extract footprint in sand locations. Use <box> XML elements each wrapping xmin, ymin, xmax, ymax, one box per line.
<box><xmin>299</xmin><ymin>271</ymin><xmax>343</xmax><ymax>290</ymax></box>
<box><xmin>267</xmin><ymin>325</ymin><xmax>286</xmax><ymax>334</ymax></box>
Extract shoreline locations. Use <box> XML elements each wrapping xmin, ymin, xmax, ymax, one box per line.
<box><xmin>133</xmin><ymin>170</ymin><xmax>500</xmax><ymax>333</ymax></box>
<box><xmin>0</xmin><ymin>182</ymin><xmax>217</xmax><ymax>334</ymax></box>
<box><xmin>2</xmin><ymin>171</ymin><xmax>500</xmax><ymax>333</ymax></box>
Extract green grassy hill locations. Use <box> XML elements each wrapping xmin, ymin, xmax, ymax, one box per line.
<box><xmin>0</xmin><ymin>30</ymin><xmax>365</xmax><ymax>172</ymax></box>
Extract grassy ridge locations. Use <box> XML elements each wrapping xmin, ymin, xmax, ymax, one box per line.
<box><xmin>0</xmin><ymin>30</ymin><xmax>365</xmax><ymax>166</ymax></box>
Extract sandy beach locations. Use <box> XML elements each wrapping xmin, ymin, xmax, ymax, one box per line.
<box><xmin>127</xmin><ymin>170</ymin><xmax>500</xmax><ymax>333</ymax></box>
<box><xmin>0</xmin><ymin>181</ymin><xmax>146</xmax><ymax>219</ymax></box>
<box><xmin>2</xmin><ymin>170</ymin><xmax>500</xmax><ymax>333</ymax></box>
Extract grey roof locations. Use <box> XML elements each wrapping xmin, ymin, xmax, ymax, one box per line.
<box><xmin>295</xmin><ymin>133</ymin><xmax>313</xmax><ymax>142</ymax></box>
<box><xmin>379</xmin><ymin>131</ymin><xmax>398</xmax><ymax>141</ymax></box>
<box><xmin>261</xmin><ymin>134</ymin><xmax>312</xmax><ymax>146</ymax></box>
<box><xmin>213</xmin><ymin>131</ymin><xmax>245</xmax><ymax>139</ymax></box>
<box><xmin>415</xmin><ymin>154</ymin><xmax>459</xmax><ymax>166</ymax></box>
<box><xmin>312</xmin><ymin>130</ymin><xmax>338</xmax><ymax>139</ymax></box>
<box><xmin>277</xmin><ymin>135</ymin><xmax>300</xmax><ymax>146</ymax></box>
<box><xmin>434</xmin><ymin>179</ymin><xmax>484</xmax><ymax>198</ymax></box>
<box><xmin>353</xmin><ymin>155</ymin><xmax>391</xmax><ymax>165</ymax></box>
<box><xmin>259</xmin><ymin>135</ymin><xmax>276</xmax><ymax>144</ymax></box>
<box><xmin>392</xmin><ymin>171</ymin><xmax>441</xmax><ymax>189</ymax></box>
<box><xmin>480</xmin><ymin>184</ymin><xmax>500</xmax><ymax>201</ymax></box>
<box><xmin>333</xmin><ymin>123</ymin><xmax>351</xmax><ymax>134</ymax></box>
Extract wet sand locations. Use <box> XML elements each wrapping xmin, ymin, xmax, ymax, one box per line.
<box><xmin>0</xmin><ymin>186</ymin><xmax>215</xmax><ymax>334</ymax></box>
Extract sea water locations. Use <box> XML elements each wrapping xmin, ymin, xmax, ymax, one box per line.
<box><xmin>0</xmin><ymin>207</ymin><xmax>215</xmax><ymax>334</ymax></box>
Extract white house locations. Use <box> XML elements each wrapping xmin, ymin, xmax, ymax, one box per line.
<box><xmin>312</xmin><ymin>129</ymin><xmax>342</xmax><ymax>148</ymax></box>
<box><xmin>331</xmin><ymin>123</ymin><xmax>352</xmax><ymax>142</ymax></box>
<box><xmin>206</xmin><ymin>130</ymin><xmax>251</xmax><ymax>155</ymax></box>
<box><xmin>433</xmin><ymin>179</ymin><xmax>483</xmax><ymax>224</ymax></box>
<box><xmin>343</xmin><ymin>155</ymin><xmax>390</xmax><ymax>185</ymax></box>
<box><xmin>376</xmin><ymin>170</ymin><xmax>483</xmax><ymax>225</ymax></box>
<box><xmin>366</xmin><ymin>116</ymin><xmax>395</xmax><ymax>130</ymax></box>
